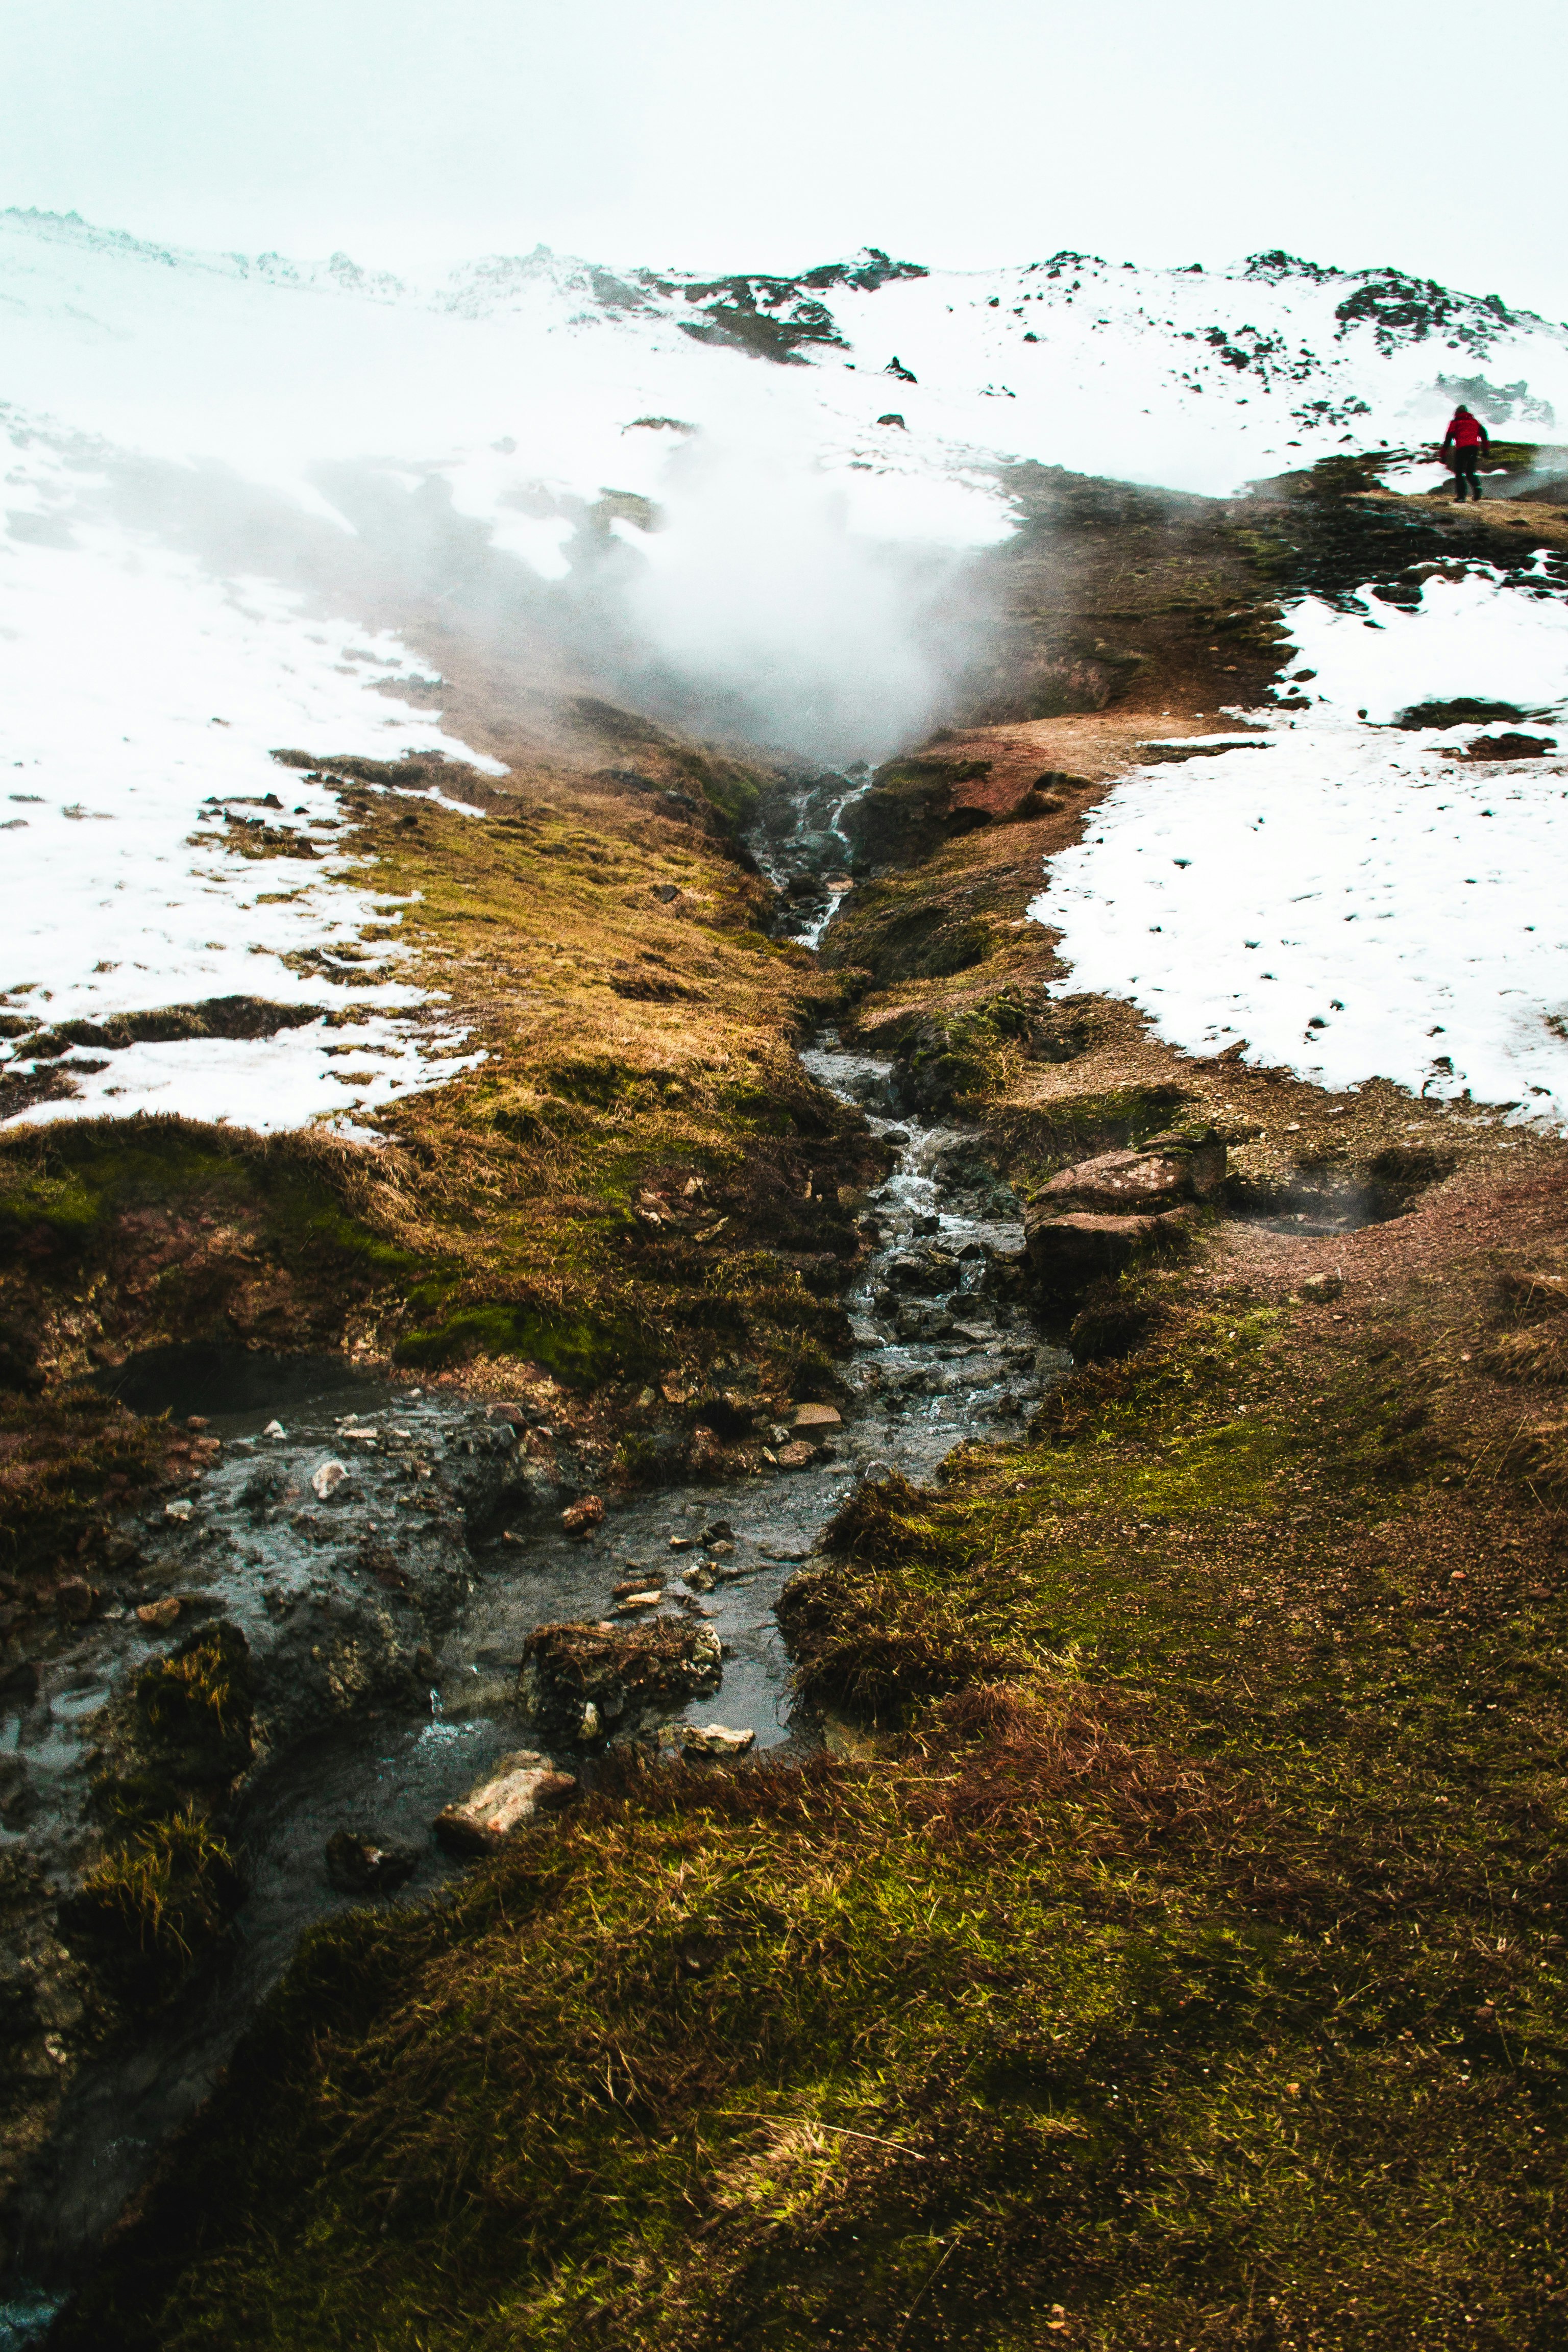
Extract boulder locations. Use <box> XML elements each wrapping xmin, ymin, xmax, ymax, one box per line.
<box><xmin>1023</xmin><ymin>1209</ymin><xmax>1187</xmax><ymax>1292</ymax></box>
<box><xmin>1140</xmin><ymin>1128</ymin><xmax>1229</xmax><ymax>1198</ymax></box>
<box><xmin>520</xmin><ymin>1619</ymin><xmax>723</xmax><ymax>1745</ymax></box>
<box><xmin>1035</xmin><ymin>1147</ymin><xmax>1194</xmax><ymax>1215</ymax></box>
<box><xmin>433</xmin><ymin>1751</ymin><xmax>578</xmax><ymax>1853</ymax></box>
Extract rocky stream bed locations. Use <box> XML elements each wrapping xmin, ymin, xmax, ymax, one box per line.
<box><xmin>0</xmin><ymin>779</ymin><xmax>1073</xmax><ymax>2341</ymax></box>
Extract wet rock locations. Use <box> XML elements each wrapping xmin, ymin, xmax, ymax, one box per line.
<box><xmin>673</xmin><ymin>1722</ymin><xmax>755</xmax><ymax>1758</ymax></box>
<box><xmin>0</xmin><ymin>1754</ymin><xmax>35</xmax><ymax>1828</ymax></box>
<box><xmin>135</xmin><ymin>1598</ymin><xmax>182</xmax><ymax>1631</ymax></box>
<box><xmin>612</xmin><ymin>1578</ymin><xmax>664</xmax><ymax>1600</ymax></box>
<box><xmin>238</xmin><ymin>1462</ymin><xmax>289</xmax><ymax>1521</ymax></box>
<box><xmin>885</xmin><ymin>1251</ymin><xmax>954</xmax><ymax>1294</ymax></box>
<box><xmin>684</xmin><ymin>1425</ymin><xmax>727</xmax><ymax>1479</ymax></box>
<box><xmin>311</xmin><ymin>1459</ymin><xmax>349</xmax><ymax>1502</ymax></box>
<box><xmin>433</xmin><ymin>1752</ymin><xmax>578</xmax><ymax>1853</ymax></box>
<box><xmin>324</xmin><ymin>1828</ymin><xmax>417</xmax><ymax>1895</ymax></box>
<box><xmin>775</xmin><ymin>1439</ymin><xmax>821</xmax><ymax>1470</ymax></box>
<box><xmin>487</xmin><ymin>1402</ymin><xmax>527</xmax><ymax>1427</ymax></box>
<box><xmin>792</xmin><ymin>1403</ymin><xmax>842</xmax><ymax>1431</ymax></box>
<box><xmin>561</xmin><ymin>1493</ymin><xmax>605</xmax><ymax>1537</ymax></box>
<box><xmin>520</xmin><ymin>1619</ymin><xmax>722</xmax><ymax>1746</ymax></box>
<box><xmin>615</xmin><ymin>1590</ymin><xmax>664</xmax><ymax>1614</ymax></box>
<box><xmin>261</xmin><ymin>1419</ymin><xmax>285</xmax><ymax>1439</ymax></box>
<box><xmin>701</xmin><ymin>1520</ymin><xmax>735</xmax><ymax>1544</ymax></box>
<box><xmin>682</xmin><ymin>1564</ymin><xmax>716</xmax><ymax>1593</ymax></box>
<box><xmin>441</xmin><ymin>1413</ymin><xmax>549</xmax><ymax>1533</ymax></box>
<box><xmin>55</xmin><ymin>1579</ymin><xmax>97</xmax><ymax>1624</ymax></box>
<box><xmin>164</xmin><ymin>1499</ymin><xmax>193</xmax><ymax>1524</ymax></box>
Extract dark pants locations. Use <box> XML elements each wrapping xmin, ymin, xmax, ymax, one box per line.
<box><xmin>1452</xmin><ymin>446</ymin><xmax>1483</xmax><ymax>499</ymax></box>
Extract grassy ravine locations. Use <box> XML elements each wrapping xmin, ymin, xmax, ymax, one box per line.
<box><xmin>59</xmin><ymin>1273</ymin><xmax>1568</xmax><ymax>2349</ymax></box>
<box><xmin>1</xmin><ymin>747</ymin><xmax>875</xmax><ymax>1623</ymax></box>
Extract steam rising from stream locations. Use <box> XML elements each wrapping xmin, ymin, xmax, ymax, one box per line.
<box><xmin>610</xmin><ymin>427</ymin><xmax>1004</xmax><ymax>762</ymax></box>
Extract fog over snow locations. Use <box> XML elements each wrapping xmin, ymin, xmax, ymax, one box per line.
<box><xmin>4</xmin><ymin>206</ymin><xmax>1568</xmax><ymax>1128</ymax></box>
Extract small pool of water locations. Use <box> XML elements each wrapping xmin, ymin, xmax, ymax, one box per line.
<box><xmin>1233</xmin><ymin>1174</ymin><xmax>1418</xmax><ymax>1238</ymax></box>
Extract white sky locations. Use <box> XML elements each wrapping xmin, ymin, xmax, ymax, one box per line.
<box><xmin>3</xmin><ymin>0</ymin><xmax>1566</xmax><ymax>314</ymax></box>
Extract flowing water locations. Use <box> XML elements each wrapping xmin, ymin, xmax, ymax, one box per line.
<box><xmin>1</xmin><ymin>775</ymin><xmax>1063</xmax><ymax>2331</ymax></box>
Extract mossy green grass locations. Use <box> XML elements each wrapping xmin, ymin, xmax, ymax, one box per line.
<box><xmin>58</xmin><ymin>1276</ymin><xmax>1568</xmax><ymax>2350</ymax></box>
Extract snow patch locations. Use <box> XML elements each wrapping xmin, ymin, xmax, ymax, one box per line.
<box><xmin>1031</xmin><ymin>573</ymin><xmax>1568</xmax><ymax>1122</ymax></box>
<box><xmin>0</xmin><ymin>466</ymin><xmax>500</xmax><ymax>1131</ymax></box>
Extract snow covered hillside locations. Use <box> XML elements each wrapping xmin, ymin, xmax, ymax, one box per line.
<box><xmin>4</xmin><ymin>206</ymin><xmax>1568</xmax><ymax>1131</ymax></box>
<box><xmin>1035</xmin><ymin>568</ymin><xmax>1568</xmax><ymax>1123</ymax></box>
<box><xmin>6</xmin><ymin>209</ymin><xmax>1568</xmax><ymax>520</ymax></box>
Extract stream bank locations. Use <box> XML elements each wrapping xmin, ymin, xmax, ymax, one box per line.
<box><xmin>1</xmin><ymin>779</ymin><xmax>1062</xmax><ymax>2337</ymax></box>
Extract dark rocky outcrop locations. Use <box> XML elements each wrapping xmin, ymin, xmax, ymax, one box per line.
<box><xmin>519</xmin><ymin>1619</ymin><xmax>722</xmax><ymax>1746</ymax></box>
<box><xmin>1024</xmin><ymin>1130</ymin><xmax>1227</xmax><ymax>1297</ymax></box>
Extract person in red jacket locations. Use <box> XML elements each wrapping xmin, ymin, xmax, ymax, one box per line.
<box><xmin>1440</xmin><ymin>405</ymin><xmax>1491</xmax><ymax>501</ymax></box>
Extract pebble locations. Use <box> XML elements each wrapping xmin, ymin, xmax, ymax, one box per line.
<box><xmin>311</xmin><ymin>1460</ymin><xmax>349</xmax><ymax>1501</ymax></box>
<box><xmin>324</xmin><ymin>1829</ymin><xmax>416</xmax><ymax>1896</ymax></box>
<box><xmin>136</xmin><ymin>1597</ymin><xmax>182</xmax><ymax>1630</ymax></box>
<box><xmin>561</xmin><ymin>1494</ymin><xmax>605</xmax><ymax>1535</ymax></box>
<box><xmin>679</xmin><ymin>1723</ymin><xmax>756</xmax><ymax>1757</ymax></box>
<box><xmin>262</xmin><ymin>1420</ymin><xmax>285</xmax><ymax>1439</ymax></box>
<box><xmin>164</xmin><ymin>1498</ymin><xmax>194</xmax><ymax>1522</ymax></box>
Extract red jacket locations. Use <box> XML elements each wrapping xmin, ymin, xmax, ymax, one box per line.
<box><xmin>1443</xmin><ymin>411</ymin><xmax>1489</xmax><ymax>449</ymax></box>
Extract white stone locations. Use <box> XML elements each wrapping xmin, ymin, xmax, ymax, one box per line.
<box><xmin>681</xmin><ymin>1722</ymin><xmax>756</xmax><ymax>1757</ymax></box>
<box><xmin>433</xmin><ymin>1750</ymin><xmax>577</xmax><ymax>1852</ymax></box>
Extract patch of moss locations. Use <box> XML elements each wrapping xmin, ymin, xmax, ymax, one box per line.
<box><xmin>396</xmin><ymin>1304</ymin><xmax>653</xmax><ymax>1387</ymax></box>
<box><xmin>62</xmin><ymin>1806</ymin><xmax>241</xmax><ymax>1998</ymax></box>
<box><xmin>993</xmin><ymin>1084</ymin><xmax>1192</xmax><ymax>1185</ymax></box>
<box><xmin>133</xmin><ymin>1624</ymin><xmax>255</xmax><ymax>1786</ymax></box>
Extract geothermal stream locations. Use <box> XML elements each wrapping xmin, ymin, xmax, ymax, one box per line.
<box><xmin>2</xmin><ymin>775</ymin><xmax>1064</xmax><ymax>2332</ymax></box>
